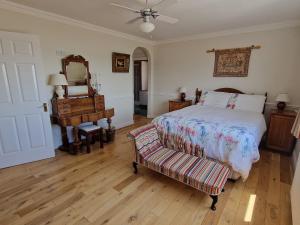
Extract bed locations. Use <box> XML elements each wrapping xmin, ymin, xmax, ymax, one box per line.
<box><xmin>152</xmin><ymin>88</ymin><xmax>267</xmax><ymax>180</ymax></box>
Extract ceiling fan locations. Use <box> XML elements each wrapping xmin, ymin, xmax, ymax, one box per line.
<box><xmin>110</xmin><ymin>0</ymin><xmax>179</xmax><ymax>33</ymax></box>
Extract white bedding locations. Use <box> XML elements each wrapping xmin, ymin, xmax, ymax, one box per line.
<box><xmin>152</xmin><ymin>105</ymin><xmax>267</xmax><ymax>180</ymax></box>
<box><xmin>167</xmin><ymin>105</ymin><xmax>266</xmax><ymax>144</ymax></box>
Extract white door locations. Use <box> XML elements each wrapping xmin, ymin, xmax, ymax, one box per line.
<box><xmin>0</xmin><ymin>31</ymin><xmax>54</xmax><ymax>168</ymax></box>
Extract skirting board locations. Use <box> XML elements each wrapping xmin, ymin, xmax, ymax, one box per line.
<box><xmin>114</xmin><ymin>120</ymin><xmax>134</xmax><ymax>129</ymax></box>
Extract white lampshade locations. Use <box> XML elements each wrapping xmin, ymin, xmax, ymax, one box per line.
<box><xmin>48</xmin><ymin>74</ymin><xmax>68</xmax><ymax>86</ymax></box>
<box><xmin>276</xmin><ymin>93</ymin><xmax>290</xmax><ymax>103</ymax></box>
<box><xmin>179</xmin><ymin>87</ymin><xmax>187</xmax><ymax>93</ymax></box>
<box><xmin>139</xmin><ymin>22</ymin><xmax>155</xmax><ymax>33</ymax></box>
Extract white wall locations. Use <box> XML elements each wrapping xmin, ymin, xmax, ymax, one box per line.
<box><xmin>152</xmin><ymin>27</ymin><xmax>300</xmax><ymax>116</ymax></box>
<box><xmin>0</xmin><ymin>8</ymin><xmax>154</xmax><ymax>148</ymax></box>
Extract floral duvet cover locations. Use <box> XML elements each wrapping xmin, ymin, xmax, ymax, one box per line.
<box><xmin>152</xmin><ymin>105</ymin><xmax>266</xmax><ymax>180</ymax></box>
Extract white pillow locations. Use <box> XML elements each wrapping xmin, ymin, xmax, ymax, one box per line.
<box><xmin>199</xmin><ymin>90</ymin><xmax>233</xmax><ymax>108</ymax></box>
<box><xmin>231</xmin><ymin>94</ymin><xmax>266</xmax><ymax>113</ymax></box>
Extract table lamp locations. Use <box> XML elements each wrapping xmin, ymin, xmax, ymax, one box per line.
<box><xmin>276</xmin><ymin>93</ymin><xmax>290</xmax><ymax>111</ymax></box>
<box><xmin>179</xmin><ymin>87</ymin><xmax>187</xmax><ymax>102</ymax></box>
<box><xmin>48</xmin><ymin>74</ymin><xmax>68</xmax><ymax>99</ymax></box>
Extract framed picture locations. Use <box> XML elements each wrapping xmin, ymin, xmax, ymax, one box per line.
<box><xmin>112</xmin><ymin>52</ymin><xmax>130</xmax><ymax>73</ymax></box>
<box><xmin>213</xmin><ymin>47</ymin><xmax>251</xmax><ymax>77</ymax></box>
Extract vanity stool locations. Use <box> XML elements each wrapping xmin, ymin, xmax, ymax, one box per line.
<box><xmin>78</xmin><ymin>125</ymin><xmax>104</xmax><ymax>153</ymax></box>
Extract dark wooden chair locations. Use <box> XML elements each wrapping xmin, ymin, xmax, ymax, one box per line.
<box><xmin>78</xmin><ymin>125</ymin><xmax>104</xmax><ymax>153</ymax></box>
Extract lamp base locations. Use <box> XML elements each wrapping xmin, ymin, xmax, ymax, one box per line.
<box><xmin>55</xmin><ymin>85</ymin><xmax>65</xmax><ymax>99</ymax></box>
<box><xmin>180</xmin><ymin>93</ymin><xmax>186</xmax><ymax>102</ymax></box>
<box><xmin>277</xmin><ymin>102</ymin><xmax>286</xmax><ymax>111</ymax></box>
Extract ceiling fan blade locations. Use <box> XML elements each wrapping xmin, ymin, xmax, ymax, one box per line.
<box><xmin>126</xmin><ymin>17</ymin><xmax>143</xmax><ymax>24</ymax></box>
<box><xmin>151</xmin><ymin>0</ymin><xmax>179</xmax><ymax>9</ymax></box>
<box><xmin>110</xmin><ymin>3</ymin><xmax>140</xmax><ymax>13</ymax></box>
<box><xmin>156</xmin><ymin>14</ymin><xmax>178</xmax><ymax>24</ymax></box>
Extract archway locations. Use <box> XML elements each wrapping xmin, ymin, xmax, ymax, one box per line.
<box><xmin>132</xmin><ymin>47</ymin><xmax>151</xmax><ymax>118</ymax></box>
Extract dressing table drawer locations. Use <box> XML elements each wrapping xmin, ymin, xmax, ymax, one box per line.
<box><xmin>57</xmin><ymin>104</ymin><xmax>71</xmax><ymax>114</ymax></box>
<box><xmin>82</xmin><ymin>112</ymin><xmax>104</xmax><ymax>123</ymax></box>
<box><xmin>95</xmin><ymin>96</ymin><xmax>104</xmax><ymax>104</ymax></box>
<box><xmin>95</xmin><ymin>96</ymin><xmax>105</xmax><ymax>110</ymax></box>
<box><xmin>66</xmin><ymin>115</ymin><xmax>82</xmax><ymax>126</ymax></box>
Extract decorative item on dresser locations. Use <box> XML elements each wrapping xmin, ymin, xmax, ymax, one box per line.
<box><xmin>266</xmin><ymin>109</ymin><xmax>296</xmax><ymax>154</ymax></box>
<box><xmin>51</xmin><ymin>54</ymin><xmax>115</xmax><ymax>155</ymax></box>
<box><xmin>276</xmin><ymin>93</ymin><xmax>290</xmax><ymax>111</ymax></box>
<box><xmin>169</xmin><ymin>99</ymin><xmax>192</xmax><ymax>112</ymax></box>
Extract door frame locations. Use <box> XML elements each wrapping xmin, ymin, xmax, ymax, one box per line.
<box><xmin>132</xmin><ymin>47</ymin><xmax>151</xmax><ymax>118</ymax></box>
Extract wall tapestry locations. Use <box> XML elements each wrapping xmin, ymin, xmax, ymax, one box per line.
<box><xmin>112</xmin><ymin>52</ymin><xmax>130</xmax><ymax>73</ymax></box>
<box><xmin>213</xmin><ymin>47</ymin><xmax>252</xmax><ymax>77</ymax></box>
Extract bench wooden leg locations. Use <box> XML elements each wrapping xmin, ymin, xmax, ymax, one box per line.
<box><xmin>86</xmin><ymin>134</ymin><xmax>91</xmax><ymax>153</ymax></box>
<box><xmin>210</xmin><ymin>195</ymin><xmax>218</xmax><ymax>211</ymax></box>
<box><xmin>228</xmin><ymin>178</ymin><xmax>237</xmax><ymax>183</ymax></box>
<box><xmin>132</xmin><ymin>162</ymin><xmax>138</xmax><ymax>174</ymax></box>
<box><xmin>78</xmin><ymin>131</ymin><xmax>82</xmax><ymax>152</ymax></box>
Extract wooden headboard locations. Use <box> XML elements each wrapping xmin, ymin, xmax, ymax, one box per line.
<box><xmin>195</xmin><ymin>88</ymin><xmax>245</xmax><ymax>104</ymax></box>
<box><xmin>195</xmin><ymin>87</ymin><xmax>268</xmax><ymax>113</ymax></box>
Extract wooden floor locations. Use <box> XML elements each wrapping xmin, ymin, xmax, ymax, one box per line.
<box><xmin>0</xmin><ymin>115</ymin><xmax>293</xmax><ymax>225</ymax></box>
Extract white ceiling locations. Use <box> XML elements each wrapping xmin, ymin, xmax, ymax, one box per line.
<box><xmin>6</xmin><ymin>0</ymin><xmax>300</xmax><ymax>41</ymax></box>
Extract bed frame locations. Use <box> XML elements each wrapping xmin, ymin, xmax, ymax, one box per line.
<box><xmin>195</xmin><ymin>88</ymin><xmax>268</xmax><ymax>114</ymax></box>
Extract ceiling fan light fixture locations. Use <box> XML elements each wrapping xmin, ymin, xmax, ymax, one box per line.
<box><xmin>139</xmin><ymin>21</ymin><xmax>155</xmax><ymax>33</ymax></box>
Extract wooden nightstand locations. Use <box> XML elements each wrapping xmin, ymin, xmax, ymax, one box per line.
<box><xmin>266</xmin><ymin>110</ymin><xmax>296</xmax><ymax>154</ymax></box>
<box><xmin>169</xmin><ymin>99</ymin><xmax>192</xmax><ymax>112</ymax></box>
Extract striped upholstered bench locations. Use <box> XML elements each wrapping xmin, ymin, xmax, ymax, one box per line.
<box><xmin>129</xmin><ymin>124</ymin><xmax>230</xmax><ymax>211</ymax></box>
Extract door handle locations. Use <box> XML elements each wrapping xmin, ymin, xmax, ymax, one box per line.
<box><xmin>39</xmin><ymin>103</ymin><xmax>48</xmax><ymax>112</ymax></box>
<box><xmin>43</xmin><ymin>103</ymin><xmax>48</xmax><ymax>112</ymax></box>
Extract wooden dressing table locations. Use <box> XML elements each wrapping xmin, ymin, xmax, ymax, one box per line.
<box><xmin>51</xmin><ymin>55</ymin><xmax>114</xmax><ymax>154</ymax></box>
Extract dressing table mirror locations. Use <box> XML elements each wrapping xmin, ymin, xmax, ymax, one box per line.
<box><xmin>61</xmin><ymin>55</ymin><xmax>95</xmax><ymax>97</ymax></box>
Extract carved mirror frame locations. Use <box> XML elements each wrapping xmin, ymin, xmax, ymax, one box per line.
<box><xmin>61</xmin><ymin>55</ymin><xmax>95</xmax><ymax>98</ymax></box>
